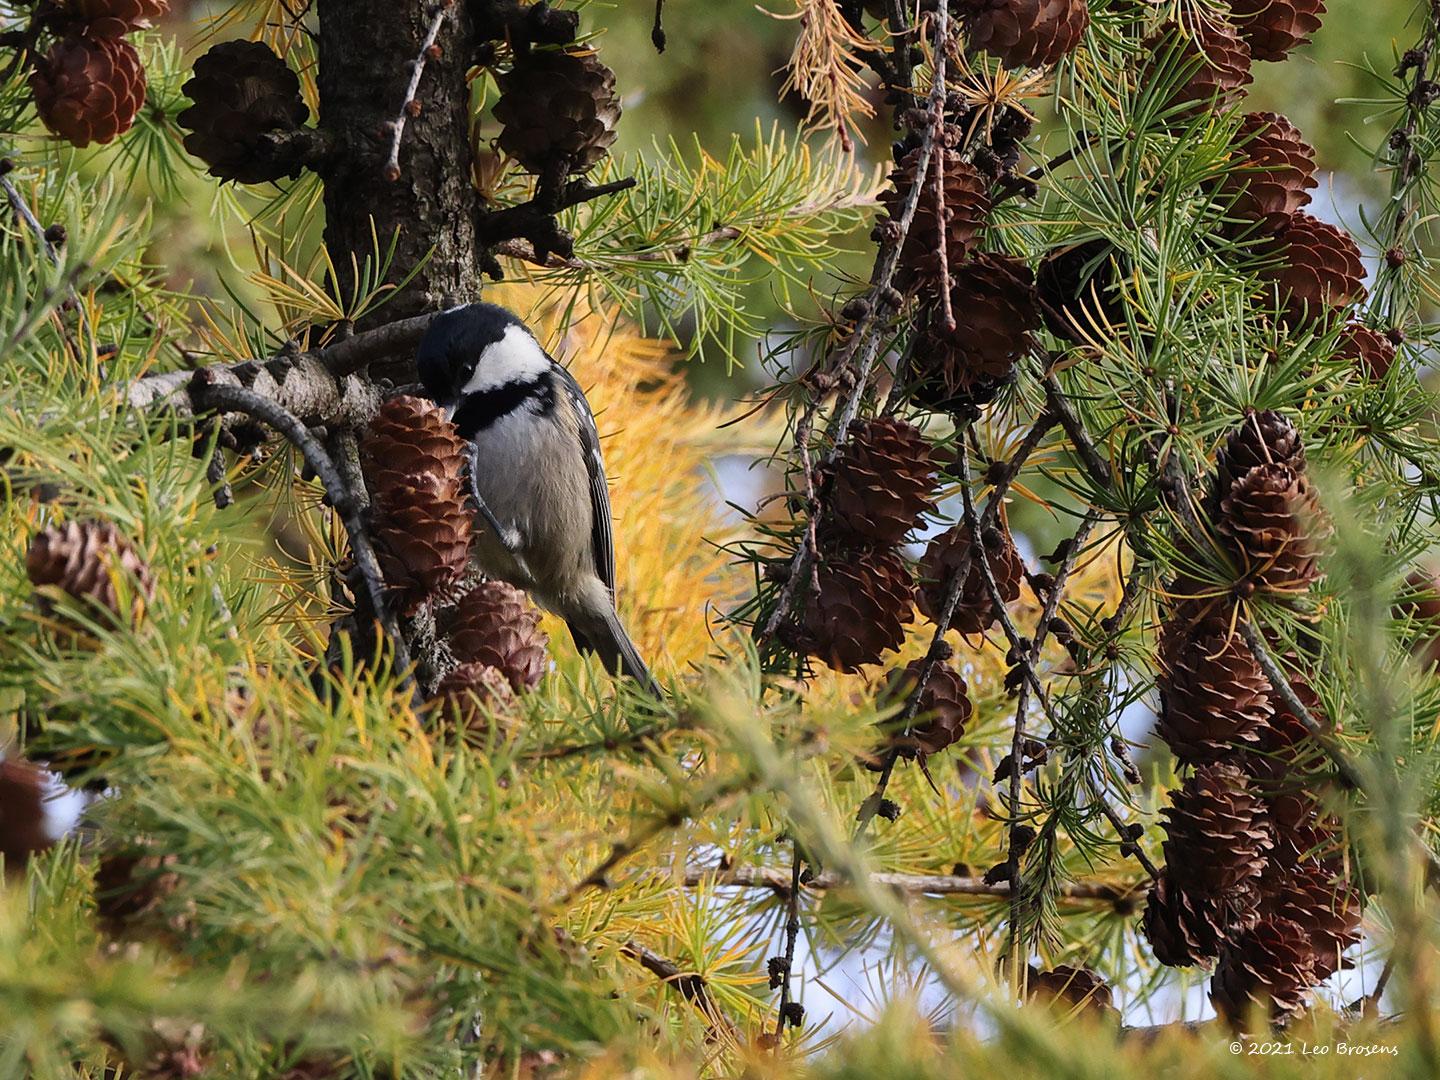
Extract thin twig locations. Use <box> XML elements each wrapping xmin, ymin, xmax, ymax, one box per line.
<box><xmin>187</xmin><ymin>379</ymin><xmax>415</xmax><ymax>697</ymax></box>
<box><xmin>382</xmin><ymin>1</ymin><xmax>454</xmax><ymax>182</ymax></box>
<box><xmin>621</xmin><ymin>941</ymin><xmax>739</xmax><ymax>1042</ymax></box>
<box><xmin>651</xmin><ymin>0</ymin><xmax>666</xmax><ymax>51</ymax></box>
<box><xmin>770</xmin><ymin>843</ymin><xmax>805</xmax><ymax>1042</ymax></box>
<box><xmin>1042</xmin><ymin>372</ymin><xmax>1113</xmax><ymax>491</ymax></box>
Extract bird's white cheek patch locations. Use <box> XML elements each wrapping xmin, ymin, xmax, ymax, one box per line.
<box><xmin>460</xmin><ymin>324</ymin><xmax>550</xmax><ymax>395</ymax></box>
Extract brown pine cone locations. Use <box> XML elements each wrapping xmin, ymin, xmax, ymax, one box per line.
<box><xmin>1337</xmin><ymin>323</ymin><xmax>1396</xmax><ymax>379</ymax></box>
<box><xmin>69</xmin><ymin>0</ymin><xmax>171</xmax><ymax>36</ymax></box>
<box><xmin>825</xmin><ymin>418</ymin><xmax>938</xmax><ymax>545</ymax></box>
<box><xmin>1228</xmin><ymin>0</ymin><xmax>1326</xmax><ymax>62</ymax></box>
<box><xmin>1147</xmin><ymin>16</ymin><xmax>1252</xmax><ymax>117</ymax></box>
<box><xmin>782</xmin><ymin>548</ymin><xmax>914</xmax><ymax>672</ymax></box>
<box><xmin>1159</xmin><ymin>763</ymin><xmax>1273</xmax><ymax>928</ymax></box>
<box><xmin>1216</xmin><ymin>410</ymin><xmax>1306</xmax><ymax>497</ymax></box>
<box><xmin>1219</xmin><ymin>463</ymin><xmax>1325</xmax><ymax>592</ymax></box>
<box><xmin>179</xmin><ymin>41</ymin><xmax>314</xmax><ymax>184</ymax></box>
<box><xmin>880</xmin><ymin>143</ymin><xmax>990</xmax><ymax>293</ymax></box>
<box><xmin>911</xmin><ymin>253</ymin><xmax>1039</xmax><ymax>410</ymax></box>
<box><xmin>1243</xmin><ymin>673</ymin><xmax>1327</xmax><ymax>791</ymax></box>
<box><xmin>30</xmin><ymin>33</ymin><xmax>146</xmax><ymax>147</ymax></box>
<box><xmin>27</xmin><ymin>520</ymin><xmax>154</xmax><ymax>625</ymax></box>
<box><xmin>877</xmin><ymin>657</ymin><xmax>973</xmax><ymax>757</ymax></box>
<box><xmin>493</xmin><ymin>48</ymin><xmax>620</xmax><ymax>175</ymax></box>
<box><xmin>961</xmin><ymin>0</ymin><xmax>1091</xmax><ymax>69</ymax></box>
<box><xmin>431</xmin><ymin>661</ymin><xmax>519</xmax><ymax>741</ymax></box>
<box><xmin>1035</xmin><ymin>237</ymin><xmax>1126</xmax><ymax>342</ymax></box>
<box><xmin>916</xmin><ymin>518</ymin><xmax>1024</xmax><ymax>636</ymax></box>
<box><xmin>361</xmin><ymin>396</ymin><xmax>474</xmax><ymax>614</ymax></box>
<box><xmin>1260</xmin><ymin>858</ymin><xmax>1361</xmax><ymax>982</ymax></box>
<box><xmin>1155</xmin><ymin>616</ymin><xmax>1272</xmax><ymax>763</ymax></box>
<box><xmin>1028</xmin><ymin>965</ymin><xmax>1116</xmax><ymax>1015</ymax></box>
<box><xmin>439</xmin><ymin>581</ymin><xmax>550</xmax><ymax>692</ymax></box>
<box><xmin>1258</xmin><ymin>212</ymin><xmax>1366</xmax><ymax>327</ymax></box>
<box><xmin>1142</xmin><ymin>873</ymin><xmax>1226</xmax><ymax>967</ymax></box>
<box><xmin>1211</xmin><ymin>915</ymin><xmax>1316</xmax><ymax>1026</ymax></box>
<box><xmin>0</xmin><ymin>757</ymin><xmax>53</xmax><ymax>871</ymax></box>
<box><xmin>1220</xmin><ymin>113</ymin><xmax>1316</xmax><ymax>231</ymax></box>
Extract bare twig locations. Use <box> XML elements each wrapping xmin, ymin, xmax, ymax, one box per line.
<box><xmin>651</xmin><ymin>0</ymin><xmax>667</xmax><ymax>51</ymax></box>
<box><xmin>622</xmin><ymin>941</ymin><xmax>739</xmax><ymax>1042</ymax></box>
<box><xmin>187</xmin><ymin>379</ymin><xmax>415</xmax><ymax>696</ymax></box>
<box><xmin>1042</xmin><ymin>372</ymin><xmax>1113</xmax><ymax>491</ymax></box>
<box><xmin>382</xmin><ymin>1</ymin><xmax>454</xmax><ymax>182</ymax></box>
<box><xmin>770</xmin><ymin>844</ymin><xmax>805</xmax><ymax>1042</ymax></box>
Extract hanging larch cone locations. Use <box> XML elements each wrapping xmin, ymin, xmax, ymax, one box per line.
<box><xmin>879</xmin><ymin>142</ymin><xmax>990</xmax><ymax>293</ymax></box>
<box><xmin>1142</xmin><ymin>873</ymin><xmax>1227</xmax><ymax>966</ymax></box>
<box><xmin>440</xmin><ymin>581</ymin><xmax>550</xmax><ymax>691</ymax></box>
<box><xmin>0</xmin><ymin>756</ymin><xmax>53</xmax><ymax>871</ymax></box>
<box><xmin>1155</xmin><ymin>614</ymin><xmax>1273</xmax><ymax>763</ymax></box>
<box><xmin>1036</xmin><ymin>237</ymin><xmax>1127</xmax><ymax>342</ymax></box>
<box><xmin>959</xmin><ymin>0</ymin><xmax>1091</xmax><ymax>69</ymax></box>
<box><xmin>1211</xmin><ymin>915</ymin><xmax>1316</xmax><ymax>1027</ymax></box>
<box><xmin>27</xmin><ymin>520</ymin><xmax>155</xmax><ymax>626</ymax></box>
<box><xmin>493</xmin><ymin>47</ymin><xmax>620</xmax><ymax>175</ymax></box>
<box><xmin>1219</xmin><ymin>463</ymin><xmax>1326</xmax><ymax>592</ymax></box>
<box><xmin>1158</xmin><ymin>763</ymin><xmax>1274</xmax><ymax>930</ymax></box>
<box><xmin>876</xmin><ymin>654</ymin><xmax>973</xmax><ymax>758</ymax></box>
<box><xmin>178</xmin><ymin>41</ymin><xmax>315</xmax><ymax>184</ymax></box>
<box><xmin>1260</xmin><ymin>858</ymin><xmax>1362</xmax><ymax>983</ymax></box>
<box><xmin>361</xmin><ymin>396</ymin><xmax>474</xmax><ymax>614</ymax></box>
<box><xmin>824</xmin><ymin>417</ymin><xmax>938</xmax><ymax>545</ymax></box>
<box><xmin>69</xmin><ymin>0</ymin><xmax>171</xmax><ymax>36</ymax></box>
<box><xmin>911</xmin><ymin>253</ymin><xmax>1039</xmax><ymax>410</ymax></box>
<box><xmin>1028</xmin><ymin>965</ymin><xmax>1116</xmax><ymax>1016</ymax></box>
<box><xmin>917</xmin><ymin>517</ymin><xmax>1024</xmax><ymax>635</ymax></box>
<box><xmin>1220</xmin><ymin>113</ymin><xmax>1316</xmax><ymax>232</ymax></box>
<box><xmin>781</xmin><ymin>547</ymin><xmax>914</xmax><ymax>672</ymax></box>
<box><xmin>1243</xmin><ymin>673</ymin><xmax>1329</xmax><ymax>797</ymax></box>
<box><xmin>1216</xmin><ymin>409</ymin><xmax>1306</xmax><ymax>496</ymax></box>
<box><xmin>1147</xmin><ymin>16</ymin><xmax>1252</xmax><ymax>117</ymax></box>
<box><xmin>1337</xmin><ymin>323</ymin><xmax>1396</xmax><ymax>379</ymax></box>
<box><xmin>30</xmin><ymin>33</ymin><xmax>147</xmax><ymax>147</ymax></box>
<box><xmin>1258</xmin><ymin>212</ymin><xmax>1366</xmax><ymax>327</ymax></box>
<box><xmin>1228</xmin><ymin>0</ymin><xmax>1326</xmax><ymax>62</ymax></box>
<box><xmin>431</xmin><ymin>662</ymin><xmax>519</xmax><ymax>742</ymax></box>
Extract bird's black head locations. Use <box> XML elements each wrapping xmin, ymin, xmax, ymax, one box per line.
<box><xmin>415</xmin><ymin>302</ymin><xmax>526</xmax><ymax>408</ymax></box>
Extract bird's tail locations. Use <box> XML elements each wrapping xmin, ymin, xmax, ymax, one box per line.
<box><xmin>568</xmin><ymin>608</ymin><xmax>661</xmax><ymax>698</ymax></box>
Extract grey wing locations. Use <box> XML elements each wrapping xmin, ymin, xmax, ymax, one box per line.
<box><xmin>552</xmin><ymin>362</ymin><xmax>616</xmax><ymax>594</ymax></box>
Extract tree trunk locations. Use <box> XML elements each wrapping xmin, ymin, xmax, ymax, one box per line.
<box><xmin>317</xmin><ymin>0</ymin><xmax>481</xmax><ymax>345</ymax></box>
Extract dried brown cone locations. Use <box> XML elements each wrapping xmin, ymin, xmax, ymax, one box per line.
<box><xmin>1337</xmin><ymin>323</ymin><xmax>1396</xmax><ymax>379</ymax></box>
<box><xmin>1147</xmin><ymin>16</ymin><xmax>1252</xmax><ymax>118</ymax></box>
<box><xmin>1028</xmin><ymin>965</ymin><xmax>1116</xmax><ymax>1016</ymax></box>
<box><xmin>1219</xmin><ymin>463</ymin><xmax>1326</xmax><ymax>592</ymax></box>
<box><xmin>493</xmin><ymin>47</ymin><xmax>620</xmax><ymax>175</ymax></box>
<box><xmin>1221</xmin><ymin>113</ymin><xmax>1317</xmax><ymax>232</ymax></box>
<box><xmin>27</xmin><ymin>520</ymin><xmax>154</xmax><ymax>627</ymax></box>
<box><xmin>440</xmin><ymin>581</ymin><xmax>550</xmax><ymax>692</ymax></box>
<box><xmin>911</xmin><ymin>253</ymin><xmax>1039</xmax><ymax>410</ymax></box>
<box><xmin>782</xmin><ymin>547</ymin><xmax>915</xmax><ymax>672</ymax></box>
<box><xmin>0</xmin><ymin>757</ymin><xmax>53</xmax><ymax>871</ymax></box>
<box><xmin>1155</xmin><ymin>614</ymin><xmax>1273</xmax><ymax>764</ymax></box>
<box><xmin>1260</xmin><ymin>858</ymin><xmax>1361</xmax><ymax>983</ymax></box>
<box><xmin>1035</xmin><ymin>237</ymin><xmax>1127</xmax><ymax>342</ymax></box>
<box><xmin>361</xmin><ymin>396</ymin><xmax>474</xmax><ymax>614</ymax></box>
<box><xmin>1216</xmin><ymin>410</ymin><xmax>1306</xmax><ymax>495</ymax></box>
<box><xmin>960</xmin><ymin>0</ymin><xmax>1091</xmax><ymax>69</ymax></box>
<box><xmin>877</xmin><ymin>656</ymin><xmax>973</xmax><ymax>757</ymax></box>
<box><xmin>1258</xmin><ymin>212</ymin><xmax>1366</xmax><ymax>327</ymax></box>
<box><xmin>1142</xmin><ymin>872</ymin><xmax>1226</xmax><ymax>967</ymax></box>
<box><xmin>880</xmin><ymin>144</ymin><xmax>990</xmax><ymax>293</ymax></box>
<box><xmin>178</xmin><ymin>41</ymin><xmax>313</xmax><ymax>184</ymax></box>
<box><xmin>1159</xmin><ymin>763</ymin><xmax>1274</xmax><ymax>930</ymax></box>
<box><xmin>30</xmin><ymin>33</ymin><xmax>147</xmax><ymax>147</ymax></box>
<box><xmin>1228</xmin><ymin>0</ymin><xmax>1326</xmax><ymax>62</ymax></box>
<box><xmin>1211</xmin><ymin>915</ymin><xmax>1317</xmax><ymax>1026</ymax></box>
<box><xmin>825</xmin><ymin>417</ymin><xmax>938</xmax><ymax>545</ymax></box>
<box><xmin>69</xmin><ymin>0</ymin><xmax>171</xmax><ymax>36</ymax></box>
<box><xmin>916</xmin><ymin>518</ymin><xmax>1024</xmax><ymax>636</ymax></box>
<box><xmin>431</xmin><ymin>662</ymin><xmax>519</xmax><ymax>743</ymax></box>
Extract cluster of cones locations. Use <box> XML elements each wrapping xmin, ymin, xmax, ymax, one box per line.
<box><xmin>27</xmin><ymin>0</ymin><xmax>167</xmax><ymax>147</ymax></box>
<box><xmin>361</xmin><ymin>396</ymin><xmax>550</xmax><ymax>740</ymax></box>
<box><xmin>1143</xmin><ymin>412</ymin><xmax>1362</xmax><ymax>1026</ymax></box>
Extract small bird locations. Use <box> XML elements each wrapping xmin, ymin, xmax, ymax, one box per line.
<box><xmin>416</xmin><ymin>302</ymin><xmax>658</xmax><ymax>695</ymax></box>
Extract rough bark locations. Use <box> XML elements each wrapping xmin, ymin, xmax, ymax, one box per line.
<box><xmin>317</xmin><ymin>0</ymin><xmax>481</xmax><ymax>348</ymax></box>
